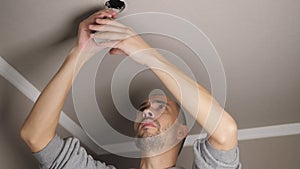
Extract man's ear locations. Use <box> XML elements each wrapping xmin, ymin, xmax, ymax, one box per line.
<box><xmin>176</xmin><ymin>124</ymin><xmax>189</xmax><ymax>140</ymax></box>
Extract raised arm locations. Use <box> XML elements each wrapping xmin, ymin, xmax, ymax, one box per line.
<box><xmin>20</xmin><ymin>10</ymin><xmax>117</xmax><ymax>152</ymax></box>
<box><xmin>89</xmin><ymin>19</ymin><xmax>238</xmax><ymax>150</ymax></box>
<box><xmin>141</xmin><ymin>52</ymin><xmax>238</xmax><ymax>150</ymax></box>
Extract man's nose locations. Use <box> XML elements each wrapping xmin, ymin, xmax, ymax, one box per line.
<box><xmin>142</xmin><ymin>109</ymin><xmax>155</xmax><ymax>119</ymax></box>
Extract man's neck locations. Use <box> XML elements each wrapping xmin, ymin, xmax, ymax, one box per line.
<box><xmin>139</xmin><ymin>148</ymin><xmax>178</xmax><ymax>169</ymax></box>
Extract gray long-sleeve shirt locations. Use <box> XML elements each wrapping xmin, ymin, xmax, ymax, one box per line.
<box><xmin>33</xmin><ymin>135</ymin><xmax>242</xmax><ymax>169</ymax></box>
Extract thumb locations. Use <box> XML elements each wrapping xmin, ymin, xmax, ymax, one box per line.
<box><xmin>109</xmin><ymin>48</ymin><xmax>127</xmax><ymax>55</ymax></box>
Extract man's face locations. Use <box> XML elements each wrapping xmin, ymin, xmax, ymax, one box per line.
<box><xmin>134</xmin><ymin>95</ymin><xmax>180</xmax><ymax>139</ymax></box>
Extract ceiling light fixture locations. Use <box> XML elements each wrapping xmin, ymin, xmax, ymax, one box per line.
<box><xmin>104</xmin><ymin>0</ymin><xmax>126</xmax><ymax>13</ymax></box>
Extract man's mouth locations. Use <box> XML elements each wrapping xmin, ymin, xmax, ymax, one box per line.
<box><xmin>140</xmin><ymin>122</ymin><xmax>157</xmax><ymax>129</ymax></box>
<box><xmin>138</xmin><ymin>119</ymin><xmax>159</xmax><ymax>130</ymax></box>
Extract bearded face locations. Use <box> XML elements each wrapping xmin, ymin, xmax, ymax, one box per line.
<box><xmin>134</xmin><ymin>96</ymin><xmax>181</xmax><ymax>154</ymax></box>
<box><xmin>135</xmin><ymin>117</ymin><xmax>165</xmax><ymax>153</ymax></box>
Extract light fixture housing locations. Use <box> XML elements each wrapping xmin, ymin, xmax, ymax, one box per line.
<box><xmin>104</xmin><ymin>0</ymin><xmax>126</xmax><ymax>13</ymax></box>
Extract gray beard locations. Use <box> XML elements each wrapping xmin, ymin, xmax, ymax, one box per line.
<box><xmin>134</xmin><ymin>119</ymin><xmax>179</xmax><ymax>155</ymax></box>
<box><xmin>135</xmin><ymin>132</ymin><xmax>166</xmax><ymax>153</ymax></box>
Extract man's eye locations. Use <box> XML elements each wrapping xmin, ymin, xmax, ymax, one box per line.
<box><xmin>138</xmin><ymin>106</ymin><xmax>146</xmax><ymax>112</ymax></box>
<box><xmin>158</xmin><ymin>104</ymin><xmax>166</xmax><ymax>109</ymax></box>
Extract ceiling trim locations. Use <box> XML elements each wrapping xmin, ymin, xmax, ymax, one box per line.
<box><xmin>1</xmin><ymin>56</ymin><xmax>299</xmax><ymax>155</ymax></box>
<box><xmin>100</xmin><ymin>123</ymin><xmax>300</xmax><ymax>154</ymax></box>
<box><xmin>237</xmin><ymin>122</ymin><xmax>300</xmax><ymax>141</ymax></box>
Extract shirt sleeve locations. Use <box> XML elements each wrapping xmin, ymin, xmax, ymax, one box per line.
<box><xmin>192</xmin><ymin>137</ymin><xmax>242</xmax><ymax>169</ymax></box>
<box><xmin>32</xmin><ymin>134</ymin><xmax>116</xmax><ymax>169</ymax></box>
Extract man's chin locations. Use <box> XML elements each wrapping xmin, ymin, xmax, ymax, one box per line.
<box><xmin>137</xmin><ymin>132</ymin><xmax>157</xmax><ymax>138</ymax></box>
<box><xmin>136</xmin><ymin>129</ymin><xmax>160</xmax><ymax>138</ymax></box>
<box><xmin>135</xmin><ymin>132</ymin><xmax>166</xmax><ymax>155</ymax></box>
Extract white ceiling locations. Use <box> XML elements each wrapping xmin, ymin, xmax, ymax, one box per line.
<box><xmin>1</xmin><ymin>0</ymin><xmax>300</xmax><ymax>168</ymax></box>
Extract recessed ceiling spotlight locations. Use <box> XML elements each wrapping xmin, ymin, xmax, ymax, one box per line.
<box><xmin>104</xmin><ymin>0</ymin><xmax>126</xmax><ymax>13</ymax></box>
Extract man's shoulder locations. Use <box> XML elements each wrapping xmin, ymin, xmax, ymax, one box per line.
<box><xmin>33</xmin><ymin>134</ymin><xmax>116</xmax><ymax>169</ymax></box>
<box><xmin>192</xmin><ymin>137</ymin><xmax>241</xmax><ymax>169</ymax></box>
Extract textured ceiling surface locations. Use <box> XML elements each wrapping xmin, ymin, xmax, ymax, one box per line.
<box><xmin>1</xmin><ymin>0</ymin><xmax>300</xmax><ymax>168</ymax></box>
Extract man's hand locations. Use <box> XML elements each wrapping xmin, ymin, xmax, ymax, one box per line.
<box><xmin>88</xmin><ymin>19</ymin><xmax>158</xmax><ymax>65</ymax></box>
<box><xmin>74</xmin><ymin>9</ymin><xmax>117</xmax><ymax>65</ymax></box>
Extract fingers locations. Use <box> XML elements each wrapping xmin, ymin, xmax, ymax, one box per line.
<box><xmin>94</xmin><ymin>9</ymin><xmax>116</xmax><ymax>18</ymax></box>
<box><xmin>80</xmin><ymin>10</ymin><xmax>117</xmax><ymax>29</ymax></box>
<box><xmin>95</xmin><ymin>40</ymin><xmax>120</xmax><ymax>48</ymax></box>
<box><xmin>96</xmin><ymin>18</ymin><xmax>127</xmax><ymax>28</ymax></box>
<box><xmin>96</xmin><ymin>13</ymin><xmax>115</xmax><ymax>20</ymax></box>
<box><xmin>89</xmin><ymin>23</ymin><xmax>135</xmax><ymax>41</ymax></box>
<box><xmin>87</xmin><ymin>10</ymin><xmax>116</xmax><ymax>25</ymax></box>
<box><xmin>89</xmin><ymin>24</ymin><xmax>128</xmax><ymax>34</ymax></box>
<box><xmin>92</xmin><ymin>31</ymin><xmax>130</xmax><ymax>41</ymax></box>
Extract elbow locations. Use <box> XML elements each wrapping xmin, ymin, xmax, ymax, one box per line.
<box><xmin>20</xmin><ymin>127</ymin><xmax>32</xmax><ymax>144</ymax></box>
<box><xmin>20</xmin><ymin>127</ymin><xmax>37</xmax><ymax>148</ymax></box>
<box><xmin>227</xmin><ymin>122</ymin><xmax>238</xmax><ymax>141</ymax></box>
<box><xmin>20</xmin><ymin>128</ymin><xmax>43</xmax><ymax>152</ymax></box>
<box><xmin>20</xmin><ymin>126</ymin><xmax>55</xmax><ymax>152</ymax></box>
<box><xmin>218</xmin><ymin>121</ymin><xmax>239</xmax><ymax>146</ymax></box>
<box><xmin>19</xmin><ymin>126</ymin><xmax>27</xmax><ymax>141</ymax></box>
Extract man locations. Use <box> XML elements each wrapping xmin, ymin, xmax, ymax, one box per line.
<box><xmin>20</xmin><ymin>9</ymin><xmax>241</xmax><ymax>169</ymax></box>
